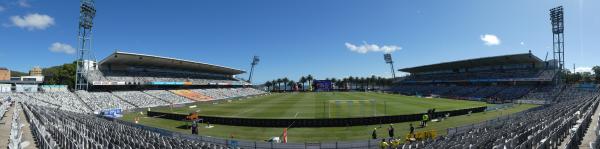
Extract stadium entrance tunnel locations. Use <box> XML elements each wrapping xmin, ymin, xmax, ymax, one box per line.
<box><xmin>146</xmin><ymin>106</ymin><xmax>486</xmax><ymax>127</ymax></box>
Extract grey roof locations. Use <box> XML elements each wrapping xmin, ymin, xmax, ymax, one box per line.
<box><xmin>99</xmin><ymin>51</ymin><xmax>245</xmax><ymax>75</ymax></box>
<box><xmin>399</xmin><ymin>53</ymin><xmax>544</xmax><ymax>73</ymax></box>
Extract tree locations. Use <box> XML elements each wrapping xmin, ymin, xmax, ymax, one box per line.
<box><xmin>582</xmin><ymin>72</ymin><xmax>592</xmax><ymax>82</ymax></box>
<box><xmin>289</xmin><ymin>80</ymin><xmax>296</xmax><ymax>91</ymax></box>
<box><xmin>342</xmin><ymin>78</ymin><xmax>349</xmax><ymax>90</ymax></box>
<box><xmin>276</xmin><ymin>78</ymin><xmax>283</xmax><ymax>91</ymax></box>
<box><xmin>593</xmin><ymin>66</ymin><xmax>600</xmax><ymax>83</ymax></box>
<box><xmin>299</xmin><ymin>76</ymin><xmax>307</xmax><ymax>91</ymax></box>
<box><xmin>331</xmin><ymin>78</ymin><xmax>338</xmax><ymax>90</ymax></box>
<box><xmin>264</xmin><ymin>81</ymin><xmax>272</xmax><ymax>91</ymax></box>
<box><xmin>43</xmin><ymin>61</ymin><xmax>77</xmax><ymax>89</ymax></box>
<box><xmin>348</xmin><ymin>76</ymin><xmax>355</xmax><ymax>90</ymax></box>
<box><xmin>377</xmin><ymin>76</ymin><xmax>384</xmax><ymax>90</ymax></box>
<box><xmin>282</xmin><ymin>77</ymin><xmax>289</xmax><ymax>91</ymax></box>
<box><xmin>370</xmin><ymin>75</ymin><xmax>377</xmax><ymax>90</ymax></box>
<box><xmin>306</xmin><ymin>75</ymin><xmax>314</xmax><ymax>91</ymax></box>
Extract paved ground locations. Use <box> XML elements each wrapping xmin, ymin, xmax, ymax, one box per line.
<box><xmin>0</xmin><ymin>103</ymin><xmax>38</xmax><ymax>149</ymax></box>
<box><xmin>0</xmin><ymin>103</ymin><xmax>15</xmax><ymax>149</ymax></box>
<box><xmin>17</xmin><ymin>103</ymin><xmax>38</xmax><ymax>149</ymax></box>
<box><xmin>579</xmin><ymin>103</ymin><xmax>600</xmax><ymax>149</ymax></box>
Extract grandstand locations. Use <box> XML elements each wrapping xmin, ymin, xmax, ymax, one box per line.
<box><xmin>86</xmin><ymin>51</ymin><xmax>249</xmax><ymax>89</ymax></box>
<box><xmin>391</xmin><ymin>53</ymin><xmax>556</xmax><ymax>103</ymax></box>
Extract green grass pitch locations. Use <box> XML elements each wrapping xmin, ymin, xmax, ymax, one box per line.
<box><xmin>121</xmin><ymin>92</ymin><xmax>537</xmax><ymax>142</ymax></box>
<box><xmin>149</xmin><ymin>92</ymin><xmax>489</xmax><ymax>118</ymax></box>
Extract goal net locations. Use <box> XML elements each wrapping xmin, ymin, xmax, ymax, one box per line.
<box><xmin>327</xmin><ymin>99</ymin><xmax>376</xmax><ymax>118</ymax></box>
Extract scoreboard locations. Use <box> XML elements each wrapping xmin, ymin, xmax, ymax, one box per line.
<box><xmin>312</xmin><ymin>80</ymin><xmax>332</xmax><ymax>91</ymax></box>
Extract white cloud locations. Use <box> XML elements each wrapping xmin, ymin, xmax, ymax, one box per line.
<box><xmin>575</xmin><ymin>67</ymin><xmax>592</xmax><ymax>73</ymax></box>
<box><xmin>18</xmin><ymin>0</ymin><xmax>30</xmax><ymax>7</ymax></box>
<box><xmin>345</xmin><ymin>42</ymin><xmax>401</xmax><ymax>54</ymax></box>
<box><xmin>10</xmin><ymin>13</ymin><xmax>54</xmax><ymax>30</ymax></box>
<box><xmin>480</xmin><ymin>34</ymin><xmax>501</xmax><ymax>46</ymax></box>
<box><xmin>49</xmin><ymin>42</ymin><xmax>76</xmax><ymax>54</ymax></box>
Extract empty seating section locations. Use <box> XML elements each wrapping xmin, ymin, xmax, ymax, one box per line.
<box><xmin>169</xmin><ymin>90</ymin><xmax>212</xmax><ymax>101</ymax></box>
<box><xmin>143</xmin><ymin>90</ymin><xmax>194</xmax><ymax>104</ymax></box>
<box><xmin>412</xmin><ymin>88</ymin><xmax>600</xmax><ymax>148</ymax></box>
<box><xmin>22</xmin><ymin>104</ymin><xmax>227</xmax><ymax>149</ymax></box>
<box><xmin>1</xmin><ymin>88</ymin><xmax>265</xmax><ymax>113</ymax></box>
<box><xmin>192</xmin><ymin>88</ymin><xmax>267</xmax><ymax>100</ymax></box>
<box><xmin>86</xmin><ymin>70</ymin><xmax>245</xmax><ymax>85</ymax></box>
<box><xmin>76</xmin><ymin>91</ymin><xmax>136</xmax><ymax>111</ymax></box>
<box><xmin>491</xmin><ymin>86</ymin><xmax>532</xmax><ymax>100</ymax></box>
<box><xmin>389</xmin><ymin>85</ymin><xmax>532</xmax><ymax>102</ymax></box>
<box><xmin>0</xmin><ymin>98</ymin><xmax>9</xmax><ymax>121</ymax></box>
<box><xmin>404</xmin><ymin>69</ymin><xmax>554</xmax><ymax>82</ymax></box>
<box><xmin>519</xmin><ymin>85</ymin><xmax>565</xmax><ymax>101</ymax></box>
<box><xmin>112</xmin><ymin>91</ymin><xmax>169</xmax><ymax>108</ymax></box>
<box><xmin>10</xmin><ymin>92</ymin><xmax>57</xmax><ymax>108</ymax></box>
<box><xmin>470</xmin><ymin>86</ymin><xmax>505</xmax><ymax>98</ymax></box>
<box><xmin>25</xmin><ymin>92</ymin><xmax>92</xmax><ymax>113</ymax></box>
<box><xmin>2</xmin><ymin>85</ymin><xmax>599</xmax><ymax>148</ymax></box>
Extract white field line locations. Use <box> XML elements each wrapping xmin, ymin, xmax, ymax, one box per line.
<box><xmin>231</xmin><ymin>107</ymin><xmax>256</xmax><ymax>117</ymax></box>
<box><xmin>294</xmin><ymin>112</ymin><xmax>300</xmax><ymax>118</ymax></box>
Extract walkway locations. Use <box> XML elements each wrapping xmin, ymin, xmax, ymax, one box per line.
<box><xmin>17</xmin><ymin>103</ymin><xmax>38</xmax><ymax>149</ymax></box>
<box><xmin>578</xmin><ymin>102</ymin><xmax>600</xmax><ymax>149</ymax></box>
<box><xmin>0</xmin><ymin>103</ymin><xmax>15</xmax><ymax>149</ymax></box>
<box><xmin>0</xmin><ymin>103</ymin><xmax>38</xmax><ymax>149</ymax></box>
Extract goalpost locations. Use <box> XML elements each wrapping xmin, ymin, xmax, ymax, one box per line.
<box><xmin>327</xmin><ymin>99</ymin><xmax>376</xmax><ymax>118</ymax></box>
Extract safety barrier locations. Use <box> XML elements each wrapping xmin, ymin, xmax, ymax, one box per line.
<box><xmin>147</xmin><ymin>106</ymin><xmax>487</xmax><ymax>127</ymax></box>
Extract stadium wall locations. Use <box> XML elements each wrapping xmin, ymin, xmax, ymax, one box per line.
<box><xmin>147</xmin><ymin>106</ymin><xmax>487</xmax><ymax>127</ymax></box>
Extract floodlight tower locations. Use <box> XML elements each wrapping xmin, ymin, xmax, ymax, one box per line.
<box><xmin>550</xmin><ymin>6</ymin><xmax>565</xmax><ymax>84</ymax></box>
<box><xmin>75</xmin><ymin>0</ymin><xmax>97</xmax><ymax>90</ymax></box>
<box><xmin>384</xmin><ymin>54</ymin><xmax>396</xmax><ymax>78</ymax></box>
<box><xmin>247</xmin><ymin>56</ymin><xmax>260</xmax><ymax>83</ymax></box>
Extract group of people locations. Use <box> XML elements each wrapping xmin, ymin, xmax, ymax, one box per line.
<box><xmin>420</xmin><ymin>108</ymin><xmax>435</xmax><ymax>127</ymax></box>
<box><xmin>371</xmin><ymin>124</ymin><xmax>417</xmax><ymax>149</ymax></box>
<box><xmin>373</xmin><ymin>109</ymin><xmax>438</xmax><ymax>148</ymax></box>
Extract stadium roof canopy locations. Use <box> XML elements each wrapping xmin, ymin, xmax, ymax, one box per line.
<box><xmin>399</xmin><ymin>53</ymin><xmax>544</xmax><ymax>73</ymax></box>
<box><xmin>99</xmin><ymin>51</ymin><xmax>245</xmax><ymax>75</ymax></box>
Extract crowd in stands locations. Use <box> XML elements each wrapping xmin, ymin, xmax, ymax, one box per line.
<box><xmin>407</xmin><ymin>87</ymin><xmax>599</xmax><ymax>148</ymax></box>
<box><xmin>85</xmin><ymin>70</ymin><xmax>246</xmax><ymax>85</ymax></box>
<box><xmin>404</xmin><ymin>69</ymin><xmax>555</xmax><ymax>82</ymax></box>
<box><xmin>389</xmin><ymin>85</ymin><xmax>532</xmax><ymax>102</ymax></box>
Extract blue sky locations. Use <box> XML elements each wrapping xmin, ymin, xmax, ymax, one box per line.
<box><xmin>0</xmin><ymin>0</ymin><xmax>598</xmax><ymax>83</ymax></box>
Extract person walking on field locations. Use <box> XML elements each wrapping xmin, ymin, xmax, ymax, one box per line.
<box><xmin>372</xmin><ymin>128</ymin><xmax>378</xmax><ymax>139</ymax></box>
<box><xmin>421</xmin><ymin>114</ymin><xmax>429</xmax><ymax>127</ymax></box>
<box><xmin>388</xmin><ymin>124</ymin><xmax>395</xmax><ymax>138</ymax></box>
<box><xmin>191</xmin><ymin>120</ymin><xmax>198</xmax><ymax>135</ymax></box>
<box><xmin>409</xmin><ymin>123</ymin><xmax>415</xmax><ymax>135</ymax></box>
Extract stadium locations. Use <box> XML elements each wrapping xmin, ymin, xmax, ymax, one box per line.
<box><xmin>1</xmin><ymin>1</ymin><xmax>599</xmax><ymax>149</ymax></box>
